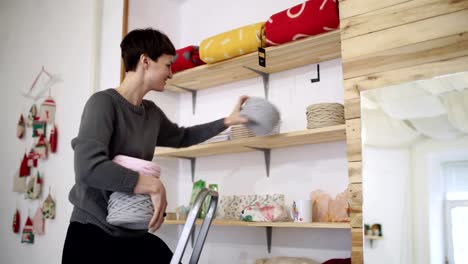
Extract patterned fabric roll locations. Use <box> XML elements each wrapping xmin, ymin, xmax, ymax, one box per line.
<box><xmin>171</xmin><ymin>45</ymin><xmax>205</xmax><ymax>74</ymax></box>
<box><xmin>265</xmin><ymin>0</ymin><xmax>339</xmax><ymax>46</ymax></box>
<box><xmin>200</xmin><ymin>22</ymin><xmax>265</xmax><ymax>64</ymax></box>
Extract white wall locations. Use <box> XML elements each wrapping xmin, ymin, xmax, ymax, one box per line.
<box><xmin>411</xmin><ymin>136</ymin><xmax>468</xmax><ymax>264</ymax></box>
<box><xmin>362</xmin><ymin>146</ymin><xmax>412</xmax><ymax>264</ymax></box>
<box><xmin>362</xmin><ymin>135</ymin><xmax>468</xmax><ymax>264</ymax></box>
<box><xmin>0</xmin><ymin>0</ymin><xmax>100</xmax><ymax>263</ymax></box>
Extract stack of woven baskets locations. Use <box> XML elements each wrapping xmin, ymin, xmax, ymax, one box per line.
<box><xmin>306</xmin><ymin>103</ymin><xmax>344</xmax><ymax>129</ymax></box>
<box><xmin>231</xmin><ymin>123</ymin><xmax>280</xmax><ymax>140</ymax></box>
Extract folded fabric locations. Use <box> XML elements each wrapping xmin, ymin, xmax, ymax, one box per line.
<box><xmin>200</xmin><ymin>22</ymin><xmax>265</xmax><ymax>64</ymax></box>
<box><xmin>256</xmin><ymin>257</ymin><xmax>320</xmax><ymax>264</ymax></box>
<box><xmin>265</xmin><ymin>0</ymin><xmax>339</xmax><ymax>46</ymax></box>
<box><xmin>171</xmin><ymin>45</ymin><xmax>205</xmax><ymax>74</ymax></box>
<box><xmin>217</xmin><ymin>194</ymin><xmax>285</xmax><ymax>219</ymax></box>
<box><xmin>240</xmin><ymin>202</ymin><xmax>288</xmax><ymax>222</ymax></box>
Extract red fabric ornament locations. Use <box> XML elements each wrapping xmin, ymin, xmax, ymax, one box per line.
<box><xmin>39</xmin><ymin>96</ymin><xmax>56</xmax><ymax>124</ymax></box>
<box><xmin>13</xmin><ymin>209</ymin><xmax>20</xmax><ymax>233</ymax></box>
<box><xmin>19</xmin><ymin>153</ymin><xmax>30</xmax><ymax>177</ymax></box>
<box><xmin>17</xmin><ymin>114</ymin><xmax>26</xmax><ymax>139</ymax></box>
<box><xmin>171</xmin><ymin>46</ymin><xmax>205</xmax><ymax>74</ymax></box>
<box><xmin>21</xmin><ymin>216</ymin><xmax>34</xmax><ymax>244</ymax></box>
<box><xmin>265</xmin><ymin>0</ymin><xmax>339</xmax><ymax>46</ymax></box>
<box><xmin>27</xmin><ymin>149</ymin><xmax>40</xmax><ymax>168</ymax></box>
<box><xmin>35</xmin><ymin>134</ymin><xmax>48</xmax><ymax>159</ymax></box>
<box><xmin>49</xmin><ymin>124</ymin><xmax>58</xmax><ymax>153</ymax></box>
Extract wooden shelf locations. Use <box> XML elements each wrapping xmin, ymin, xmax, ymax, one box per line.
<box><xmin>154</xmin><ymin>124</ymin><xmax>346</xmax><ymax>158</ymax></box>
<box><xmin>365</xmin><ymin>235</ymin><xmax>383</xmax><ymax>240</ymax></box>
<box><xmin>164</xmin><ymin>219</ymin><xmax>350</xmax><ymax>229</ymax></box>
<box><xmin>165</xmin><ymin>30</ymin><xmax>341</xmax><ymax>93</ymax></box>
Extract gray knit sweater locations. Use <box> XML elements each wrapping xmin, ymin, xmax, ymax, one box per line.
<box><xmin>69</xmin><ymin>88</ymin><xmax>226</xmax><ymax>237</ymax></box>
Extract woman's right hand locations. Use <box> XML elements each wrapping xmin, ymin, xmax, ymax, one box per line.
<box><xmin>134</xmin><ymin>175</ymin><xmax>167</xmax><ymax>232</ymax></box>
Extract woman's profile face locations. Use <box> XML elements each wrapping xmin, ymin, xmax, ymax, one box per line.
<box><xmin>144</xmin><ymin>54</ymin><xmax>173</xmax><ymax>92</ymax></box>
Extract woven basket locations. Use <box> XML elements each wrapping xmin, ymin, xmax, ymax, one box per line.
<box><xmin>306</xmin><ymin>103</ymin><xmax>344</xmax><ymax>129</ymax></box>
<box><xmin>231</xmin><ymin>123</ymin><xmax>280</xmax><ymax>140</ymax></box>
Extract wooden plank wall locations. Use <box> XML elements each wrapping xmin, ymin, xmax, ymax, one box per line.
<box><xmin>338</xmin><ymin>0</ymin><xmax>468</xmax><ymax>263</ymax></box>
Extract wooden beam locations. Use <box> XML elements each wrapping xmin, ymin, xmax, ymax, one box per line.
<box><xmin>348</xmin><ymin>161</ymin><xmax>362</xmax><ymax>184</ymax></box>
<box><xmin>343</xmin><ymin>32</ymin><xmax>468</xmax><ymax>80</ymax></box>
<box><xmin>341</xmin><ymin>0</ymin><xmax>468</xmax><ymax>40</ymax></box>
<box><xmin>344</xmin><ymin>55</ymin><xmax>468</xmax><ymax>100</ymax></box>
<box><xmin>120</xmin><ymin>0</ymin><xmax>129</xmax><ymax>83</ymax></box>
<box><xmin>338</xmin><ymin>0</ymin><xmax>408</xmax><ymax>20</ymax></box>
<box><xmin>341</xmin><ymin>9</ymin><xmax>468</xmax><ymax>60</ymax></box>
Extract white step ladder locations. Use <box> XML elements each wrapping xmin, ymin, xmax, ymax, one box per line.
<box><xmin>170</xmin><ymin>188</ymin><xmax>218</xmax><ymax>264</ymax></box>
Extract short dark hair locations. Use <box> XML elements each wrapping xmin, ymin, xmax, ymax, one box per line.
<box><xmin>120</xmin><ymin>28</ymin><xmax>176</xmax><ymax>72</ymax></box>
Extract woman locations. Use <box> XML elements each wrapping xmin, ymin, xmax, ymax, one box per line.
<box><xmin>62</xmin><ymin>28</ymin><xmax>248</xmax><ymax>264</ymax></box>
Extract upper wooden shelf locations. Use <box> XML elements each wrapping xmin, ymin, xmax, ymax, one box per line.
<box><xmin>154</xmin><ymin>124</ymin><xmax>346</xmax><ymax>158</ymax></box>
<box><xmin>165</xmin><ymin>30</ymin><xmax>341</xmax><ymax>93</ymax></box>
<box><xmin>164</xmin><ymin>219</ymin><xmax>350</xmax><ymax>229</ymax></box>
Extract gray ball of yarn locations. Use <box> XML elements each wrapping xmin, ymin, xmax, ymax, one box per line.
<box><xmin>106</xmin><ymin>155</ymin><xmax>161</xmax><ymax>230</ymax></box>
<box><xmin>107</xmin><ymin>192</ymin><xmax>154</xmax><ymax>230</ymax></box>
<box><xmin>240</xmin><ymin>97</ymin><xmax>280</xmax><ymax>136</ymax></box>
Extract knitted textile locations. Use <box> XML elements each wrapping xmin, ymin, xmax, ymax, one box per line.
<box><xmin>240</xmin><ymin>97</ymin><xmax>280</xmax><ymax>136</ymax></box>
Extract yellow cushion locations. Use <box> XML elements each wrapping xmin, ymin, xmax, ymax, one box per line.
<box><xmin>200</xmin><ymin>22</ymin><xmax>265</xmax><ymax>64</ymax></box>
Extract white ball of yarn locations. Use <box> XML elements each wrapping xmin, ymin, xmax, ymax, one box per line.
<box><xmin>106</xmin><ymin>155</ymin><xmax>160</xmax><ymax>230</ymax></box>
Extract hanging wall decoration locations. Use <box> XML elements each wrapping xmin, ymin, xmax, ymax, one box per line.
<box><xmin>27</xmin><ymin>149</ymin><xmax>40</xmax><ymax>168</ymax></box>
<box><xmin>35</xmin><ymin>134</ymin><xmax>48</xmax><ymax>159</ymax></box>
<box><xmin>12</xmin><ymin>171</ymin><xmax>27</xmax><ymax>193</ymax></box>
<box><xmin>49</xmin><ymin>125</ymin><xmax>58</xmax><ymax>153</ymax></box>
<box><xmin>42</xmin><ymin>190</ymin><xmax>56</xmax><ymax>220</ymax></box>
<box><xmin>17</xmin><ymin>114</ymin><xmax>26</xmax><ymax>139</ymax></box>
<box><xmin>33</xmin><ymin>206</ymin><xmax>45</xmax><ymax>235</ymax></box>
<box><xmin>13</xmin><ymin>209</ymin><xmax>20</xmax><ymax>234</ymax></box>
<box><xmin>32</xmin><ymin>120</ymin><xmax>46</xmax><ymax>138</ymax></box>
<box><xmin>14</xmin><ymin>66</ymin><xmax>59</xmax><ymax>244</ymax></box>
<box><xmin>19</xmin><ymin>153</ymin><xmax>30</xmax><ymax>177</ymax></box>
<box><xmin>25</xmin><ymin>171</ymin><xmax>42</xmax><ymax>200</ymax></box>
<box><xmin>21</xmin><ymin>216</ymin><xmax>34</xmax><ymax>244</ymax></box>
<box><xmin>27</xmin><ymin>104</ymin><xmax>38</xmax><ymax>127</ymax></box>
<box><xmin>39</xmin><ymin>96</ymin><xmax>56</xmax><ymax>124</ymax></box>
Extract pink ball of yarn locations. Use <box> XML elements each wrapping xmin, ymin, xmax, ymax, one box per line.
<box><xmin>113</xmin><ymin>155</ymin><xmax>161</xmax><ymax>178</ymax></box>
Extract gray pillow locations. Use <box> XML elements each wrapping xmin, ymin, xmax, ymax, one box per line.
<box><xmin>240</xmin><ymin>97</ymin><xmax>280</xmax><ymax>136</ymax></box>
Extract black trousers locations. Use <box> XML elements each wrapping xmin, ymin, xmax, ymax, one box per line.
<box><xmin>62</xmin><ymin>222</ymin><xmax>174</xmax><ymax>264</ymax></box>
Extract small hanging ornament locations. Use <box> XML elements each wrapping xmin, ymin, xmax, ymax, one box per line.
<box><xmin>35</xmin><ymin>134</ymin><xmax>48</xmax><ymax>159</ymax></box>
<box><xmin>19</xmin><ymin>153</ymin><xmax>30</xmax><ymax>177</ymax></box>
<box><xmin>49</xmin><ymin>124</ymin><xmax>58</xmax><ymax>153</ymax></box>
<box><xmin>27</xmin><ymin>149</ymin><xmax>40</xmax><ymax>168</ymax></box>
<box><xmin>13</xmin><ymin>209</ymin><xmax>20</xmax><ymax>234</ymax></box>
<box><xmin>25</xmin><ymin>171</ymin><xmax>42</xmax><ymax>199</ymax></box>
<box><xmin>32</xmin><ymin>120</ymin><xmax>46</xmax><ymax>138</ymax></box>
<box><xmin>17</xmin><ymin>114</ymin><xmax>26</xmax><ymax>139</ymax></box>
<box><xmin>39</xmin><ymin>96</ymin><xmax>56</xmax><ymax>124</ymax></box>
<box><xmin>12</xmin><ymin>170</ymin><xmax>27</xmax><ymax>193</ymax></box>
<box><xmin>33</xmin><ymin>206</ymin><xmax>45</xmax><ymax>235</ymax></box>
<box><xmin>27</xmin><ymin>104</ymin><xmax>38</xmax><ymax>127</ymax></box>
<box><xmin>21</xmin><ymin>216</ymin><xmax>34</xmax><ymax>244</ymax></box>
<box><xmin>42</xmin><ymin>189</ymin><xmax>56</xmax><ymax>220</ymax></box>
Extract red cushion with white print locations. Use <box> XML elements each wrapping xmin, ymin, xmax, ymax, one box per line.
<box><xmin>171</xmin><ymin>46</ymin><xmax>205</xmax><ymax>74</ymax></box>
<box><xmin>265</xmin><ymin>0</ymin><xmax>339</xmax><ymax>46</ymax></box>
